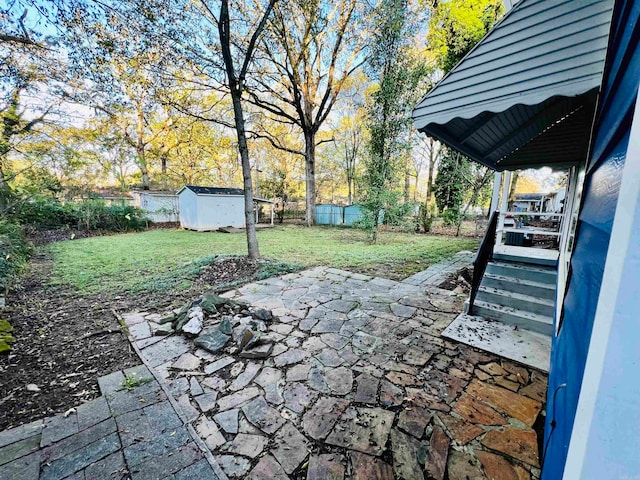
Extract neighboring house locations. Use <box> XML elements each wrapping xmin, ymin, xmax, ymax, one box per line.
<box><xmin>511</xmin><ymin>190</ymin><xmax>566</xmax><ymax>214</ymax></box>
<box><xmin>177</xmin><ymin>186</ymin><xmax>274</xmax><ymax>231</ymax></box>
<box><xmin>543</xmin><ymin>188</ymin><xmax>566</xmax><ymax>215</ymax></box>
<box><xmin>413</xmin><ymin>0</ymin><xmax>639</xmax><ymax>477</ymax></box>
<box><xmin>511</xmin><ymin>193</ymin><xmax>544</xmax><ymax>212</ymax></box>
<box><xmin>131</xmin><ymin>191</ymin><xmax>179</xmax><ymax>223</ymax></box>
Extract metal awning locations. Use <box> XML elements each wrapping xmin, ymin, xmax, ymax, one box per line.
<box><xmin>412</xmin><ymin>0</ymin><xmax>614</xmax><ymax>171</ymax></box>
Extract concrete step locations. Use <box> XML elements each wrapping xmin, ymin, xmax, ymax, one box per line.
<box><xmin>486</xmin><ymin>261</ymin><xmax>557</xmax><ymax>285</ymax></box>
<box><xmin>476</xmin><ymin>286</ymin><xmax>555</xmax><ymax>317</ymax></box>
<box><xmin>443</xmin><ymin>313</ymin><xmax>551</xmax><ymax>372</ymax></box>
<box><xmin>469</xmin><ymin>300</ymin><xmax>554</xmax><ymax>336</ymax></box>
<box><xmin>481</xmin><ymin>272</ymin><xmax>556</xmax><ymax>301</ymax></box>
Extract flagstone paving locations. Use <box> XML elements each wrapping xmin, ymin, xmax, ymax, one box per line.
<box><xmin>130</xmin><ymin>266</ymin><xmax>547</xmax><ymax>479</ymax></box>
<box><xmin>0</xmin><ymin>263</ymin><xmax>548</xmax><ymax>479</ymax></box>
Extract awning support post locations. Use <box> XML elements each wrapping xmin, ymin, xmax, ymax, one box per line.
<box><xmin>496</xmin><ymin>171</ymin><xmax>512</xmax><ymax>247</ymax></box>
<box><xmin>490</xmin><ymin>172</ymin><xmax>502</xmax><ymax>214</ymax></box>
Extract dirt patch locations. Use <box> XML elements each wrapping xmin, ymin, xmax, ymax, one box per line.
<box><xmin>438</xmin><ymin>266</ymin><xmax>473</xmax><ymax>292</ymax></box>
<box><xmin>0</xmin><ymin>253</ymin><xmax>282</xmax><ymax>430</ymax></box>
<box><xmin>425</xmin><ymin>218</ymin><xmax>485</xmax><ymax>238</ymax></box>
<box><xmin>0</xmin><ymin>253</ymin><xmax>139</xmax><ymax>430</ymax></box>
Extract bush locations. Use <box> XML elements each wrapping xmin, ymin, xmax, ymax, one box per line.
<box><xmin>442</xmin><ymin>208</ymin><xmax>461</xmax><ymax>227</ymax></box>
<box><xmin>66</xmin><ymin>201</ymin><xmax>149</xmax><ymax>232</ymax></box>
<box><xmin>0</xmin><ymin>220</ymin><xmax>33</xmax><ymax>293</ymax></box>
<box><xmin>418</xmin><ymin>203</ymin><xmax>436</xmax><ymax>232</ymax></box>
<box><xmin>9</xmin><ymin>196</ymin><xmax>148</xmax><ymax>232</ymax></box>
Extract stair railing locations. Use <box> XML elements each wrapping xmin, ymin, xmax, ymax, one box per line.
<box><xmin>468</xmin><ymin>211</ymin><xmax>499</xmax><ymax>315</ymax></box>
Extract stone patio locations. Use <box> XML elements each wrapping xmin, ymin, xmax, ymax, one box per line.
<box><xmin>0</xmin><ymin>262</ymin><xmax>548</xmax><ymax>479</ymax></box>
<box><xmin>131</xmin><ymin>266</ymin><xmax>547</xmax><ymax>479</ymax></box>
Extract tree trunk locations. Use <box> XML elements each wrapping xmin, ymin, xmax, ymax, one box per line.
<box><xmin>304</xmin><ymin>130</ymin><xmax>316</xmax><ymax>227</ymax></box>
<box><xmin>346</xmin><ymin>148</ymin><xmax>353</xmax><ymax>205</ymax></box>
<box><xmin>508</xmin><ymin>171</ymin><xmax>519</xmax><ymax>203</ymax></box>
<box><xmin>230</xmin><ymin>88</ymin><xmax>260</xmax><ymax>259</ymax></box>
<box><xmin>136</xmin><ymin>106</ymin><xmax>150</xmax><ymax>190</ymax></box>
<box><xmin>138</xmin><ymin>154</ymin><xmax>150</xmax><ymax>190</ymax></box>
<box><xmin>0</xmin><ymin>163</ymin><xmax>10</xmax><ymax>212</ymax></box>
<box><xmin>425</xmin><ymin>148</ymin><xmax>436</xmax><ymax>211</ymax></box>
<box><xmin>404</xmin><ymin>166</ymin><xmax>410</xmax><ymax>203</ymax></box>
<box><xmin>161</xmin><ymin>154</ymin><xmax>168</xmax><ymax>190</ymax></box>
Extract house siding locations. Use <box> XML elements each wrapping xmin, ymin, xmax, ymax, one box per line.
<box><xmin>542</xmin><ymin>1</ymin><xmax>640</xmax><ymax>476</ymax></box>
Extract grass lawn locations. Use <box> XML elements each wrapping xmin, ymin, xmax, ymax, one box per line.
<box><xmin>46</xmin><ymin>225</ymin><xmax>478</xmax><ymax>295</ymax></box>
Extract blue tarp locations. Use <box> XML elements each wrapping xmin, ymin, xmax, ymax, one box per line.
<box><xmin>542</xmin><ymin>1</ymin><xmax>640</xmax><ymax>477</ymax></box>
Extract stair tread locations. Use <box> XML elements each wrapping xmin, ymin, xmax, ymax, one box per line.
<box><xmin>489</xmin><ymin>260</ymin><xmax>557</xmax><ymax>273</ymax></box>
<box><xmin>478</xmin><ymin>286</ymin><xmax>555</xmax><ymax>306</ymax></box>
<box><xmin>483</xmin><ymin>272</ymin><xmax>556</xmax><ymax>290</ymax></box>
<box><xmin>473</xmin><ymin>300</ymin><xmax>554</xmax><ymax>325</ymax></box>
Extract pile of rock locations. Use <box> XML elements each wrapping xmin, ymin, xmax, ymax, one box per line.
<box><xmin>156</xmin><ymin>294</ymin><xmax>278</xmax><ymax>359</ymax></box>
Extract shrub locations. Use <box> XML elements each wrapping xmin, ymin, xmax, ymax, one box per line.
<box><xmin>442</xmin><ymin>208</ymin><xmax>461</xmax><ymax>226</ymax></box>
<box><xmin>418</xmin><ymin>203</ymin><xmax>436</xmax><ymax>232</ymax></box>
<box><xmin>66</xmin><ymin>201</ymin><xmax>148</xmax><ymax>232</ymax></box>
<box><xmin>10</xmin><ymin>196</ymin><xmax>148</xmax><ymax>232</ymax></box>
<box><xmin>9</xmin><ymin>195</ymin><xmax>74</xmax><ymax>229</ymax></box>
<box><xmin>0</xmin><ymin>220</ymin><xmax>33</xmax><ymax>293</ymax></box>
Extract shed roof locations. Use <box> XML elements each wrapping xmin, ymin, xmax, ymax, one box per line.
<box><xmin>178</xmin><ymin>186</ymin><xmax>244</xmax><ymax>196</ymax></box>
<box><xmin>515</xmin><ymin>193</ymin><xmax>545</xmax><ymax>201</ymax></box>
<box><xmin>412</xmin><ymin>0</ymin><xmax>614</xmax><ymax>171</ymax></box>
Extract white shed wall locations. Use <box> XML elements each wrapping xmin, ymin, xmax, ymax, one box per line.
<box><xmin>139</xmin><ymin>193</ymin><xmax>179</xmax><ymax>223</ymax></box>
<box><xmin>195</xmin><ymin>195</ymin><xmax>245</xmax><ymax>230</ymax></box>
<box><xmin>179</xmin><ymin>189</ymin><xmax>199</xmax><ymax>230</ymax></box>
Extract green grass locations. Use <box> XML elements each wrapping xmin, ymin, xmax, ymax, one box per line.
<box><xmin>46</xmin><ymin>225</ymin><xmax>478</xmax><ymax>295</ymax></box>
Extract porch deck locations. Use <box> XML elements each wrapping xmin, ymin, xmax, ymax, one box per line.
<box><xmin>443</xmin><ymin>314</ymin><xmax>551</xmax><ymax>372</ymax></box>
<box><xmin>493</xmin><ymin>245</ymin><xmax>559</xmax><ymax>267</ymax></box>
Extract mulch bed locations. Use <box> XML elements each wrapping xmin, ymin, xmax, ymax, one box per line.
<box><xmin>0</xmin><ymin>252</ymin><xmax>268</xmax><ymax>431</ymax></box>
<box><xmin>194</xmin><ymin>257</ymin><xmax>260</xmax><ymax>290</ymax></box>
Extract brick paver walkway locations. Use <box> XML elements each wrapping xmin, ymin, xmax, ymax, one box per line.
<box><xmin>0</xmin><ymin>365</ymin><xmax>221</xmax><ymax>479</ymax></box>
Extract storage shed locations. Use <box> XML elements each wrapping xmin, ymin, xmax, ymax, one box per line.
<box><xmin>315</xmin><ymin>204</ymin><xmax>344</xmax><ymax>225</ymax></box>
<box><xmin>177</xmin><ymin>186</ymin><xmax>246</xmax><ymax>231</ymax></box>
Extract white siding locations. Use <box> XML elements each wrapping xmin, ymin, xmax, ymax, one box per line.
<box><xmin>195</xmin><ymin>195</ymin><xmax>245</xmax><ymax>230</ymax></box>
<box><xmin>139</xmin><ymin>193</ymin><xmax>179</xmax><ymax>223</ymax></box>
<box><xmin>179</xmin><ymin>189</ymin><xmax>199</xmax><ymax>230</ymax></box>
<box><xmin>178</xmin><ymin>189</ymin><xmax>246</xmax><ymax>231</ymax></box>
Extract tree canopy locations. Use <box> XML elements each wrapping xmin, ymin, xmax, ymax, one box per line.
<box><xmin>0</xmin><ymin>0</ymin><xmax>509</xmax><ymax>241</ymax></box>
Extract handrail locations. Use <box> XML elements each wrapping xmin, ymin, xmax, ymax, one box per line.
<box><xmin>469</xmin><ymin>211</ymin><xmax>499</xmax><ymax>315</ymax></box>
